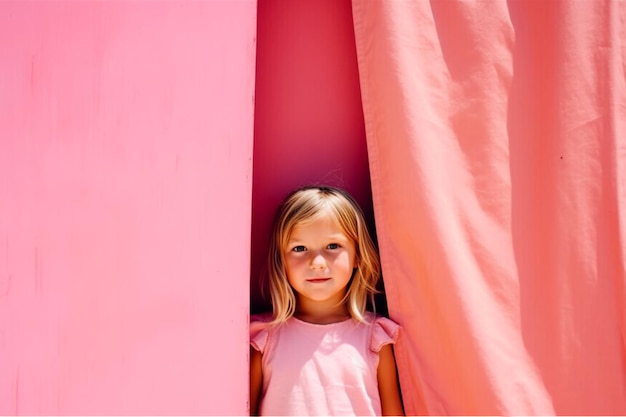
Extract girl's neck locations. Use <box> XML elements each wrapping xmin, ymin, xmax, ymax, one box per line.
<box><xmin>294</xmin><ymin>311</ymin><xmax>351</xmax><ymax>325</ymax></box>
<box><xmin>295</xmin><ymin>299</ymin><xmax>350</xmax><ymax>325</ymax></box>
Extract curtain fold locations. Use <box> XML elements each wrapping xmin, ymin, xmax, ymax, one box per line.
<box><xmin>352</xmin><ymin>0</ymin><xmax>626</xmax><ymax>414</ymax></box>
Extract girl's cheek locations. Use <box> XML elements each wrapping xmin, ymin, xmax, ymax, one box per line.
<box><xmin>334</xmin><ymin>251</ymin><xmax>352</xmax><ymax>264</ymax></box>
<box><xmin>285</xmin><ymin>254</ymin><xmax>307</xmax><ymax>267</ymax></box>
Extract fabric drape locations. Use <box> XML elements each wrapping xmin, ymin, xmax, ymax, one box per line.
<box><xmin>352</xmin><ymin>1</ymin><xmax>626</xmax><ymax>415</ymax></box>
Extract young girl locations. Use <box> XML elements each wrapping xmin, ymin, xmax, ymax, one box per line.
<box><xmin>250</xmin><ymin>185</ymin><xmax>404</xmax><ymax>416</ymax></box>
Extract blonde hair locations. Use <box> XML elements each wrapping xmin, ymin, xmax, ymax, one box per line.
<box><xmin>265</xmin><ymin>185</ymin><xmax>380</xmax><ymax>324</ymax></box>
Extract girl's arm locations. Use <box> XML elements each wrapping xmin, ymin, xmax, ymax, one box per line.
<box><xmin>249</xmin><ymin>346</ymin><xmax>263</xmax><ymax>416</ymax></box>
<box><xmin>377</xmin><ymin>344</ymin><xmax>404</xmax><ymax>416</ymax></box>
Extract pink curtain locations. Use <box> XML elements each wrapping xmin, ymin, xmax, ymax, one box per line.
<box><xmin>352</xmin><ymin>1</ymin><xmax>626</xmax><ymax>415</ymax></box>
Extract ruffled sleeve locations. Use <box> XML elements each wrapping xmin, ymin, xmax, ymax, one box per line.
<box><xmin>250</xmin><ymin>313</ymin><xmax>273</xmax><ymax>353</ymax></box>
<box><xmin>369</xmin><ymin>315</ymin><xmax>400</xmax><ymax>353</ymax></box>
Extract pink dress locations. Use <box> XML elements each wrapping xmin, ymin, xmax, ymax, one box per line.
<box><xmin>250</xmin><ymin>312</ymin><xmax>400</xmax><ymax>416</ymax></box>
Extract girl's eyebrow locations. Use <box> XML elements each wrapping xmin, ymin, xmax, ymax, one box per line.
<box><xmin>288</xmin><ymin>233</ymin><xmax>350</xmax><ymax>242</ymax></box>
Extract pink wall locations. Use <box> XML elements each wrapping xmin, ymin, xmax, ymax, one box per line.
<box><xmin>251</xmin><ymin>0</ymin><xmax>371</xmax><ymax>312</ymax></box>
<box><xmin>0</xmin><ymin>1</ymin><xmax>256</xmax><ymax>414</ymax></box>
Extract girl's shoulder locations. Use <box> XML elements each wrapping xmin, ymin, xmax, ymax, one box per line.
<box><xmin>250</xmin><ymin>312</ymin><xmax>400</xmax><ymax>353</ymax></box>
<box><xmin>363</xmin><ymin>312</ymin><xmax>401</xmax><ymax>353</ymax></box>
<box><xmin>250</xmin><ymin>312</ymin><xmax>274</xmax><ymax>354</ymax></box>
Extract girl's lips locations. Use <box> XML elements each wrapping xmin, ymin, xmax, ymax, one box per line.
<box><xmin>307</xmin><ymin>278</ymin><xmax>331</xmax><ymax>283</ymax></box>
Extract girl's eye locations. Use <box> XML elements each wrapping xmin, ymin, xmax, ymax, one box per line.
<box><xmin>327</xmin><ymin>243</ymin><xmax>340</xmax><ymax>250</ymax></box>
<box><xmin>292</xmin><ymin>246</ymin><xmax>306</xmax><ymax>252</ymax></box>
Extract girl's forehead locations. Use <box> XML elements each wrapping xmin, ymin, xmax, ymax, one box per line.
<box><xmin>293</xmin><ymin>208</ymin><xmax>341</xmax><ymax>229</ymax></box>
<box><xmin>285</xmin><ymin>215</ymin><xmax>354</xmax><ymax>243</ymax></box>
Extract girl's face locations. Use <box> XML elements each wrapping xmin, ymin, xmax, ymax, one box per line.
<box><xmin>283</xmin><ymin>213</ymin><xmax>357</xmax><ymax>309</ymax></box>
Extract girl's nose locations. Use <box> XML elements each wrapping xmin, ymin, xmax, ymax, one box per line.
<box><xmin>310</xmin><ymin>253</ymin><xmax>326</xmax><ymax>270</ymax></box>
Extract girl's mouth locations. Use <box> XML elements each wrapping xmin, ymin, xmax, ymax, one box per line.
<box><xmin>307</xmin><ymin>278</ymin><xmax>331</xmax><ymax>283</ymax></box>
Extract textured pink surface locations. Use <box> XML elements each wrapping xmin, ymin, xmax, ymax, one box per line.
<box><xmin>353</xmin><ymin>0</ymin><xmax>626</xmax><ymax>414</ymax></box>
<box><xmin>0</xmin><ymin>1</ymin><xmax>256</xmax><ymax>414</ymax></box>
<box><xmin>250</xmin><ymin>0</ymin><xmax>372</xmax><ymax>313</ymax></box>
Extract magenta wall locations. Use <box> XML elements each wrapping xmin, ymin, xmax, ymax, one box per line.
<box><xmin>251</xmin><ymin>0</ymin><xmax>371</xmax><ymax>312</ymax></box>
<box><xmin>0</xmin><ymin>1</ymin><xmax>256</xmax><ymax>414</ymax></box>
